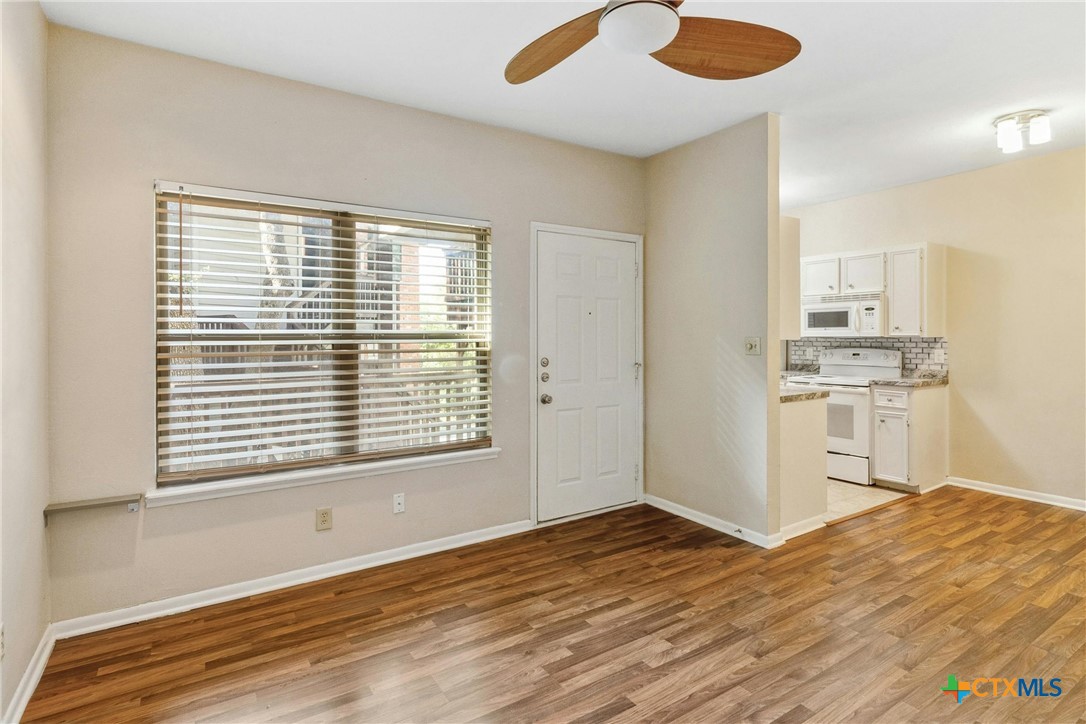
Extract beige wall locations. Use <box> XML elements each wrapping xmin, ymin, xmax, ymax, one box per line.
<box><xmin>793</xmin><ymin>148</ymin><xmax>1085</xmax><ymax>502</ymax></box>
<box><xmin>779</xmin><ymin>398</ymin><xmax>827</xmax><ymax>530</ymax></box>
<box><xmin>644</xmin><ymin>115</ymin><xmax>781</xmax><ymax>537</ymax></box>
<box><xmin>46</xmin><ymin>27</ymin><xmax>646</xmax><ymax>620</ymax></box>
<box><xmin>1</xmin><ymin>1</ymin><xmax>51</xmax><ymax>710</ymax></box>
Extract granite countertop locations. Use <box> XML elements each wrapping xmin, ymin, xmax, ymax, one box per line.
<box><xmin>780</xmin><ymin>384</ymin><xmax>829</xmax><ymax>403</ymax></box>
<box><xmin>870</xmin><ymin>371</ymin><xmax>949</xmax><ymax>389</ymax></box>
<box><xmin>779</xmin><ymin>369</ymin><xmax>949</xmax><ymax>389</ymax></box>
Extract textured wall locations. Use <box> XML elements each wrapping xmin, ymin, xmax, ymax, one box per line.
<box><xmin>644</xmin><ymin>115</ymin><xmax>781</xmax><ymax>537</ymax></box>
<box><xmin>46</xmin><ymin>26</ymin><xmax>646</xmax><ymax>620</ymax></box>
<box><xmin>1</xmin><ymin>1</ymin><xmax>51</xmax><ymax>711</ymax></box>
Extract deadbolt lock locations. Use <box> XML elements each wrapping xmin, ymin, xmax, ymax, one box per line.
<box><xmin>540</xmin><ymin>357</ymin><xmax>549</xmax><ymax>367</ymax></box>
<box><xmin>540</xmin><ymin>372</ymin><xmax>550</xmax><ymax>382</ymax></box>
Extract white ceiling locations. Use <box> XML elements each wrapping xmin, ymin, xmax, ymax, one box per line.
<box><xmin>40</xmin><ymin>1</ymin><xmax>1086</xmax><ymax>209</ymax></box>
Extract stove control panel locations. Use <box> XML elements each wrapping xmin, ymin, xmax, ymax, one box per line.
<box><xmin>819</xmin><ymin>348</ymin><xmax>902</xmax><ymax>368</ymax></box>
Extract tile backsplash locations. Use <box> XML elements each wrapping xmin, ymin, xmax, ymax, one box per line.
<box><xmin>787</xmin><ymin>337</ymin><xmax>948</xmax><ymax>373</ymax></box>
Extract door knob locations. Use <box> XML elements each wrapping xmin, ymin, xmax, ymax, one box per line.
<box><xmin>540</xmin><ymin>394</ymin><xmax>553</xmax><ymax>405</ymax></box>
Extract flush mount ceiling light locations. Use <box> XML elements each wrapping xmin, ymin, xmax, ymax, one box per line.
<box><xmin>993</xmin><ymin>110</ymin><xmax>1052</xmax><ymax>154</ymax></box>
<box><xmin>598</xmin><ymin>0</ymin><xmax>680</xmax><ymax>54</ymax></box>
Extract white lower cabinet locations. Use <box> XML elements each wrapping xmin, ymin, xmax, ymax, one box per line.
<box><xmin>871</xmin><ymin>384</ymin><xmax>948</xmax><ymax>491</ymax></box>
<box><xmin>873</xmin><ymin>409</ymin><xmax>908</xmax><ymax>483</ymax></box>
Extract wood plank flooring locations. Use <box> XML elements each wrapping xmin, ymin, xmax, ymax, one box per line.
<box><xmin>24</xmin><ymin>487</ymin><xmax>1086</xmax><ymax>723</ymax></box>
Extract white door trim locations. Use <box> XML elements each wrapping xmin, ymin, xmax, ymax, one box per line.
<box><xmin>529</xmin><ymin>222</ymin><xmax>644</xmax><ymax>526</ymax></box>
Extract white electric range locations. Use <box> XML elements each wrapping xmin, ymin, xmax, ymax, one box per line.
<box><xmin>788</xmin><ymin>348</ymin><xmax>903</xmax><ymax>485</ymax></box>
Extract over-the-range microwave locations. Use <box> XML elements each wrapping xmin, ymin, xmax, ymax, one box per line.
<box><xmin>801</xmin><ymin>297</ymin><xmax>885</xmax><ymax>337</ymax></box>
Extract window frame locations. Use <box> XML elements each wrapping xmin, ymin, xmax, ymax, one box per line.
<box><xmin>153</xmin><ymin>181</ymin><xmax>494</xmax><ymax>487</ymax></box>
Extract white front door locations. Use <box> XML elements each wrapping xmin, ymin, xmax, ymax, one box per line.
<box><xmin>536</xmin><ymin>229</ymin><xmax>639</xmax><ymax>521</ymax></box>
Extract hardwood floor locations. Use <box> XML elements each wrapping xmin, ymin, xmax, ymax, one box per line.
<box><xmin>24</xmin><ymin>487</ymin><xmax>1086</xmax><ymax>723</ymax></box>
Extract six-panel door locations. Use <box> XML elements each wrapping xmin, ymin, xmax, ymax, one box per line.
<box><xmin>537</xmin><ymin>231</ymin><xmax>638</xmax><ymax>521</ymax></box>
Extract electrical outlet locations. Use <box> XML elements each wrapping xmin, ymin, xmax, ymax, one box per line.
<box><xmin>393</xmin><ymin>493</ymin><xmax>406</xmax><ymax>514</ymax></box>
<box><xmin>315</xmin><ymin>507</ymin><xmax>333</xmax><ymax>531</ymax></box>
<box><xmin>932</xmin><ymin>348</ymin><xmax>946</xmax><ymax>364</ymax></box>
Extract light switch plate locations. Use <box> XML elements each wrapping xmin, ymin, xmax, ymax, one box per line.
<box><xmin>744</xmin><ymin>337</ymin><xmax>762</xmax><ymax>356</ymax></box>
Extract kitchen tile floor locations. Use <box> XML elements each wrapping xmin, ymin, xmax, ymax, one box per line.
<box><xmin>826</xmin><ymin>478</ymin><xmax>909</xmax><ymax>521</ymax></box>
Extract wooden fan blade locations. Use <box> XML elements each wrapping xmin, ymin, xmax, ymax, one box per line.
<box><xmin>650</xmin><ymin>16</ymin><xmax>801</xmax><ymax>80</ymax></box>
<box><xmin>505</xmin><ymin>8</ymin><xmax>603</xmax><ymax>85</ymax></box>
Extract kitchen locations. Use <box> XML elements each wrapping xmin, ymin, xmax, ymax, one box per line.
<box><xmin>777</xmin><ymin>142</ymin><xmax>1084</xmax><ymax>536</ymax></box>
<box><xmin>777</xmin><ymin>226</ymin><xmax>950</xmax><ymax>529</ymax></box>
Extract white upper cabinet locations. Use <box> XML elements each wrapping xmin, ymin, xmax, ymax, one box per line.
<box><xmin>841</xmin><ymin>252</ymin><xmax>885</xmax><ymax>294</ymax></box>
<box><xmin>886</xmin><ymin>245</ymin><xmax>946</xmax><ymax>337</ymax></box>
<box><xmin>801</xmin><ymin>257</ymin><xmax>840</xmax><ymax>296</ymax></box>
<box><xmin>888</xmin><ymin>248</ymin><xmax>923</xmax><ymax>335</ymax></box>
<box><xmin>797</xmin><ymin>243</ymin><xmax>945</xmax><ymax>338</ymax></box>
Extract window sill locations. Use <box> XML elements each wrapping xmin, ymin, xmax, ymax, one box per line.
<box><xmin>144</xmin><ymin>447</ymin><xmax>502</xmax><ymax>508</ymax></box>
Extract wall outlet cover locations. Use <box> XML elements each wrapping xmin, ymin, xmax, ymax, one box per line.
<box><xmin>316</xmin><ymin>507</ymin><xmax>333</xmax><ymax>531</ymax></box>
<box><xmin>393</xmin><ymin>493</ymin><xmax>406</xmax><ymax>514</ymax></box>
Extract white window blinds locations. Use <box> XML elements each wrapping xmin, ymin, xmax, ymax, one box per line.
<box><xmin>155</xmin><ymin>187</ymin><xmax>492</xmax><ymax>485</ymax></box>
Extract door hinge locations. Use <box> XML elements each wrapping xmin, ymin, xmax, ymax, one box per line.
<box><xmin>634</xmin><ymin>464</ymin><xmax>640</xmax><ymax>481</ymax></box>
<box><xmin>634</xmin><ymin>261</ymin><xmax>639</xmax><ymax>278</ymax></box>
<box><xmin>634</xmin><ymin>361</ymin><xmax>642</xmax><ymax>380</ymax></box>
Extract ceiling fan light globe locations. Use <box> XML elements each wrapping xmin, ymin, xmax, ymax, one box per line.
<box><xmin>598</xmin><ymin>2</ymin><xmax>680</xmax><ymax>55</ymax></box>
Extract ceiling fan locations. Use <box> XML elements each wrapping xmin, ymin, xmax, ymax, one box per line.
<box><xmin>505</xmin><ymin>0</ymin><xmax>801</xmax><ymax>84</ymax></box>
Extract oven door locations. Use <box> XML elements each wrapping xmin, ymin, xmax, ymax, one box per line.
<box><xmin>802</xmin><ymin>302</ymin><xmax>858</xmax><ymax>337</ymax></box>
<box><xmin>826</xmin><ymin>388</ymin><xmax>870</xmax><ymax>457</ymax></box>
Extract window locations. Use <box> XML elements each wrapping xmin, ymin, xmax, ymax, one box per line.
<box><xmin>155</xmin><ymin>184</ymin><xmax>492</xmax><ymax>485</ymax></box>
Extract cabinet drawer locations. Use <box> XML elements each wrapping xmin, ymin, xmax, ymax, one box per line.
<box><xmin>874</xmin><ymin>389</ymin><xmax>908</xmax><ymax>409</ymax></box>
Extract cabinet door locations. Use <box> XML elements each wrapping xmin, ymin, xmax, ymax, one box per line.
<box><xmin>873</xmin><ymin>409</ymin><xmax>909</xmax><ymax>483</ymax></box>
<box><xmin>842</xmin><ymin>253</ymin><xmax>885</xmax><ymax>293</ymax></box>
<box><xmin>801</xmin><ymin>257</ymin><xmax>839</xmax><ymax>296</ymax></box>
<box><xmin>888</xmin><ymin>248</ymin><xmax>922</xmax><ymax>335</ymax></box>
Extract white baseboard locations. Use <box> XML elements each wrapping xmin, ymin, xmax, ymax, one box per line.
<box><xmin>2</xmin><ymin>624</ymin><xmax>56</xmax><ymax>724</ymax></box>
<box><xmin>52</xmin><ymin>519</ymin><xmax>532</xmax><ymax>641</ymax></box>
<box><xmin>3</xmin><ymin>518</ymin><xmax>528</xmax><ymax>721</ymax></box>
<box><xmin>947</xmin><ymin>477</ymin><xmax>1086</xmax><ymax>512</ymax></box>
<box><xmin>780</xmin><ymin>514</ymin><xmax>826</xmax><ymax>541</ymax></box>
<box><xmin>645</xmin><ymin>495</ymin><xmax>783</xmax><ymax>549</ymax></box>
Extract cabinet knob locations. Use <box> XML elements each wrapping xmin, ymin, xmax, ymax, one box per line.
<box><xmin>848</xmin><ymin>284</ymin><xmax>854</xmax><ymax>289</ymax></box>
<box><xmin>894</xmin><ymin>326</ymin><xmax>901</xmax><ymax>331</ymax></box>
